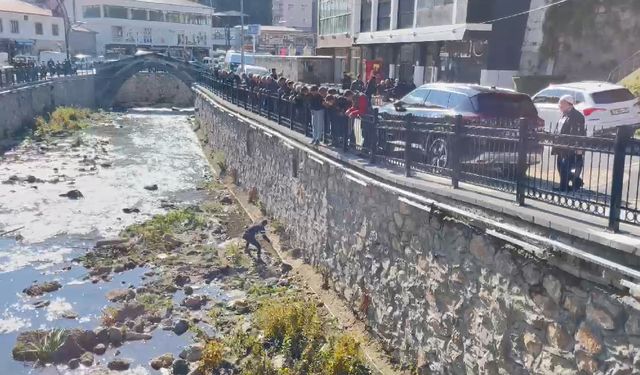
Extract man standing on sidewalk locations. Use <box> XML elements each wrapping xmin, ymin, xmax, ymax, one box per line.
<box><xmin>553</xmin><ymin>95</ymin><xmax>586</xmax><ymax>192</ymax></box>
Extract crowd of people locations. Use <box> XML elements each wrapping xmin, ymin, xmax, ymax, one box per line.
<box><xmin>1</xmin><ymin>59</ymin><xmax>78</xmax><ymax>86</ymax></box>
<box><xmin>210</xmin><ymin>67</ymin><xmax>410</xmax><ymax>149</ymax></box>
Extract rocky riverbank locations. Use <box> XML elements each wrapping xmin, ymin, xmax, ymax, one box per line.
<box><xmin>3</xmin><ymin>109</ymin><xmax>377</xmax><ymax>374</ymax></box>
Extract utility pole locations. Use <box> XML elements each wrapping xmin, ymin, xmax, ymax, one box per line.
<box><xmin>54</xmin><ymin>0</ymin><xmax>71</xmax><ymax>60</ymax></box>
<box><xmin>240</xmin><ymin>0</ymin><xmax>245</xmax><ymax>71</ymax></box>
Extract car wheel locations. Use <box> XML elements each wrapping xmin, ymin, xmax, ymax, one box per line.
<box><xmin>426</xmin><ymin>137</ymin><xmax>449</xmax><ymax>168</ymax></box>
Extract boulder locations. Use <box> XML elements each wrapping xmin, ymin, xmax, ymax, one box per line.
<box><xmin>151</xmin><ymin>353</ymin><xmax>175</xmax><ymax>370</ymax></box>
<box><xmin>59</xmin><ymin>190</ymin><xmax>84</xmax><ymax>199</ymax></box>
<box><xmin>23</xmin><ymin>281</ymin><xmax>62</xmax><ymax>296</ymax></box>
<box><xmin>144</xmin><ymin>184</ymin><xmax>159</xmax><ymax>191</ymax></box>
<box><xmin>108</xmin><ymin>358</ymin><xmax>131</xmax><ymax>371</ymax></box>
<box><xmin>179</xmin><ymin>343</ymin><xmax>204</xmax><ymax>362</ymax></box>
<box><xmin>107</xmin><ymin>327</ymin><xmax>123</xmax><ymax>346</ymax></box>
<box><xmin>173</xmin><ymin>319</ymin><xmax>189</xmax><ymax>335</ymax></box>
<box><xmin>93</xmin><ymin>343</ymin><xmax>106</xmax><ymax>355</ymax></box>
<box><xmin>106</xmin><ymin>289</ymin><xmax>135</xmax><ymax>303</ymax></box>
<box><xmin>68</xmin><ymin>358</ymin><xmax>80</xmax><ymax>369</ymax></box>
<box><xmin>182</xmin><ymin>295</ymin><xmax>207</xmax><ymax>310</ymax></box>
<box><xmin>124</xmin><ymin>331</ymin><xmax>152</xmax><ymax>341</ymax></box>
<box><xmin>79</xmin><ymin>352</ymin><xmax>94</xmax><ymax>367</ymax></box>
<box><xmin>173</xmin><ymin>358</ymin><xmax>190</xmax><ymax>375</ymax></box>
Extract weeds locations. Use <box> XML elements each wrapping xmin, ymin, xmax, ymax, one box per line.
<box><xmin>199</xmin><ymin>340</ymin><xmax>225</xmax><ymax>372</ymax></box>
<box><xmin>34</xmin><ymin>107</ymin><xmax>91</xmax><ymax>139</ymax></box>
<box><xmin>126</xmin><ymin>209</ymin><xmax>205</xmax><ymax>248</ymax></box>
<box><xmin>212</xmin><ymin>151</ymin><xmax>227</xmax><ymax>173</ymax></box>
<box><xmin>26</xmin><ymin>329</ymin><xmax>67</xmax><ymax>364</ymax></box>
<box><xmin>224</xmin><ymin>242</ymin><xmax>243</xmax><ymax>267</ymax></box>
<box><xmin>100</xmin><ymin>307</ymin><xmax>118</xmax><ymax>327</ymax></box>
<box><xmin>136</xmin><ymin>293</ymin><xmax>172</xmax><ymax>314</ymax></box>
<box><xmin>323</xmin><ymin>335</ymin><xmax>371</xmax><ymax>375</ymax></box>
<box><xmin>270</xmin><ymin>219</ymin><xmax>285</xmax><ymax>235</ymax></box>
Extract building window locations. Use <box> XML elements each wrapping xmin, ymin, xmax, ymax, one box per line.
<box><xmin>416</xmin><ymin>0</ymin><xmax>454</xmax><ymax>28</ymax></box>
<box><xmin>83</xmin><ymin>5</ymin><xmax>101</xmax><ymax>18</ymax></box>
<box><xmin>398</xmin><ymin>0</ymin><xmax>415</xmax><ymax>29</ymax></box>
<box><xmin>111</xmin><ymin>26</ymin><xmax>123</xmax><ymax>41</ymax></box>
<box><xmin>104</xmin><ymin>5</ymin><xmax>128</xmax><ymax>19</ymax></box>
<box><xmin>131</xmin><ymin>9</ymin><xmax>147</xmax><ymax>21</ymax></box>
<box><xmin>360</xmin><ymin>0</ymin><xmax>371</xmax><ymax>32</ymax></box>
<box><xmin>149</xmin><ymin>10</ymin><xmax>163</xmax><ymax>22</ymax></box>
<box><xmin>377</xmin><ymin>0</ymin><xmax>391</xmax><ymax>31</ymax></box>
<box><xmin>0</xmin><ymin>19</ymin><xmax>4</xmax><ymax>33</ymax></box>
<box><xmin>10</xmin><ymin>20</ymin><xmax>19</xmax><ymax>34</ymax></box>
<box><xmin>35</xmin><ymin>22</ymin><xmax>43</xmax><ymax>35</ymax></box>
<box><xmin>319</xmin><ymin>0</ymin><xmax>351</xmax><ymax>36</ymax></box>
<box><xmin>165</xmin><ymin>12</ymin><xmax>181</xmax><ymax>23</ymax></box>
<box><xmin>52</xmin><ymin>24</ymin><xmax>59</xmax><ymax>36</ymax></box>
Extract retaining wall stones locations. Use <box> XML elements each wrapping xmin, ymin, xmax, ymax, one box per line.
<box><xmin>0</xmin><ymin>76</ymin><xmax>96</xmax><ymax>140</ymax></box>
<box><xmin>196</xmin><ymin>90</ymin><xmax>640</xmax><ymax>374</ymax></box>
<box><xmin>113</xmin><ymin>72</ymin><xmax>194</xmax><ymax>108</ymax></box>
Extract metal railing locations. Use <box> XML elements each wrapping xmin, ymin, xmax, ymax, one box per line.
<box><xmin>198</xmin><ymin>75</ymin><xmax>640</xmax><ymax>232</ymax></box>
<box><xmin>0</xmin><ymin>65</ymin><xmax>94</xmax><ymax>90</ymax></box>
<box><xmin>608</xmin><ymin>49</ymin><xmax>640</xmax><ymax>83</ymax></box>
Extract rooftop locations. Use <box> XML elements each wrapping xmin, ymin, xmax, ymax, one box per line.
<box><xmin>0</xmin><ymin>0</ymin><xmax>53</xmax><ymax>16</ymax></box>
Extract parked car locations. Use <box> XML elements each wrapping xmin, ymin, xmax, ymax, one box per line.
<box><xmin>377</xmin><ymin>83</ymin><xmax>543</xmax><ymax>174</ymax></box>
<box><xmin>235</xmin><ymin>64</ymin><xmax>270</xmax><ymax>77</ymax></box>
<box><xmin>532</xmin><ymin>81</ymin><xmax>640</xmax><ymax>136</ymax></box>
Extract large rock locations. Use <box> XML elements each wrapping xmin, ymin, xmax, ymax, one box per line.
<box><xmin>113</xmin><ymin>303</ymin><xmax>146</xmax><ymax>323</ymax></box>
<box><xmin>182</xmin><ymin>295</ymin><xmax>207</xmax><ymax>310</ymax></box>
<box><xmin>12</xmin><ymin>329</ymin><xmax>97</xmax><ymax>364</ymax></box>
<box><xmin>107</xmin><ymin>327</ymin><xmax>123</xmax><ymax>346</ymax></box>
<box><xmin>150</xmin><ymin>353</ymin><xmax>174</xmax><ymax>370</ymax></box>
<box><xmin>173</xmin><ymin>319</ymin><xmax>189</xmax><ymax>335</ymax></box>
<box><xmin>586</xmin><ymin>304</ymin><xmax>615</xmax><ymax>330</ymax></box>
<box><xmin>124</xmin><ymin>331</ymin><xmax>152</xmax><ymax>341</ymax></box>
<box><xmin>23</xmin><ymin>281</ymin><xmax>62</xmax><ymax>296</ymax></box>
<box><xmin>575</xmin><ymin>324</ymin><xmax>603</xmax><ymax>355</ymax></box>
<box><xmin>93</xmin><ymin>343</ymin><xmax>106</xmax><ymax>355</ymax></box>
<box><xmin>106</xmin><ymin>289</ymin><xmax>135</xmax><ymax>302</ymax></box>
<box><xmin>546</xmin><ymin>323</ymin><xmax>572</xmax><ymax>351</ymax></box>
<box><xmin>79</xmin><ymin>352</ymin><xmax>94</xmax><ymax>366</ymax></box>
<box><xmin>108</xmin><ymin>358</ymin><xmax>131</xmax><ymax>371</ymax></box>
<box><xmin>172</xmin><ymin>358</ymin><xmax>190</xmax><ymax>375</ymax></box>
<box><xmin>179</xmin><ymin>343</ymin><xmax>204</xmax><ymax>362</ymax></box>
<box><xmin>542</xmin><ymin>275</ymin><xmax>563</xmax><ymax>305</ymax></box>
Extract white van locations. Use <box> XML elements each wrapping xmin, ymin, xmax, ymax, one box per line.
<box><xmin>224</xmin><ymin>51</ymin><xmax>255</xmax><ymax>71</ymax></box>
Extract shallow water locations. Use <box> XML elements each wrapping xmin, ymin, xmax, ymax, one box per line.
<box><xmin>0</xmin><ymin>109</ymin><xmax>213</xmax><ymax>373</ymax></box>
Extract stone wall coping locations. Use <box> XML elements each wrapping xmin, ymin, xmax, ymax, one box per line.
<box><xmin>194</xmin><ymin>85</ymin><xmax>640</xmax><ymax>287</ymax></box>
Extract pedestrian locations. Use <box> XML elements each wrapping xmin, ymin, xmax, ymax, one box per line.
<box><xmin>365</xmin><ymin>76</ymin><xmax>377</xmax><ymax>102</ymax></box>
<box><xmin>242</xmin><ymin>220</ymin><xmax>271</xmax><ymax>261</ymax></box>
<box><xmin>308</xmin><ymin>85</ymin><xmax>325</xmax><ymax>145</ymax></box>
<box><xmin>333</xmin><ymin>91</ymin><xmax>352</xmax><ymax>146</ymax></box>
<box><xmin>350</xmin><ymin>74</ymin><xmax>364</xmax><ymax>92</ymax></box>
<box><xmin>341</xmin><ymin>73</ymin><xmax>352</xmax><ymax>90</ymax></box>
<box><xmin>552</xmin><ymin>95</ymin><xmax>586</xmax><ymax>192</ymax></box>
<box><xmin>270</xmin><ymin>68</ymin><xmax>278</xmax><ymax>80</ymax></box>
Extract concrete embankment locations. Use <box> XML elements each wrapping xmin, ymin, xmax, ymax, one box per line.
<box><xmin>195</xmin><ymin>85</ymin><xmax>640</xmax><ymax>374</ymax></box>
<box><xmin>0</xmin><ymin>76</ymin><xmax>96</xmax><ymax>139</ymax></box>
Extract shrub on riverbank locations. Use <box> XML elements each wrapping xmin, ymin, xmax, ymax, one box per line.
<box><xmin>34</xmin><ymin>107</ymin><xmax>91</xmax><ymax>138</ymax></box>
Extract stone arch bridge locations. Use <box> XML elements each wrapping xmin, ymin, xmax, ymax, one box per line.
<box><xmin>94</xmin><ymin>53</ymin><xmax>201</xmax><ymax>108</ymax></box>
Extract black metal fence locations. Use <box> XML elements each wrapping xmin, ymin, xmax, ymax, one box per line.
<box><xmin>198</xmin><ymin>74</ymin><xmax>640</xmax><ymax>232</ymax></box>
<box><xmin>0</xmin><ymin>66</ymin><xmax>94</xmax><ymax>89</ymax></box>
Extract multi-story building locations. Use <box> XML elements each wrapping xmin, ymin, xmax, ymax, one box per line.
<box><xmin>272</xmin><ymin>0</ymin><xmax>314</xmax><ymax>31</ymax></box>
<box><xmin>72</xmin><ymin>0</ymin><xmax>215</xmax><ymax>59</ymax></box>
<box><xmin>317</xmin><ymin>0</ymin><xmax>533</xmax><ymax>87</ymax></box>
<box><xmin>234</xmin><ymin>25</ymin><xmax>315</xmax><ymax>55</ymax></box>
<box><xmin>0</xmin><ymin>0</ymin><xmax>65</xmax><ymax>58</ymax></box>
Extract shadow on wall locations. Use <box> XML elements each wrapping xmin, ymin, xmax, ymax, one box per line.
<box><xmin>113</xmin><ymin>72</ymin><xmax>195</xmax><ymax>108</ymax></box>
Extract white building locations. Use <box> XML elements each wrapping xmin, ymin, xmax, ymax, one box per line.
<box><xmin>72</xmin><ymin>0</ymin><xmax>215</xmax><ymax>59</ymax></box>
<box><xmin>0</xmin><ymin>0</ymin><xmax>65</xmax><ymax>58</ymax></box>
<box><xmin>272</xmin><ymin>0</ymin><xmax>314</xmax><ymax>31</ymax></box>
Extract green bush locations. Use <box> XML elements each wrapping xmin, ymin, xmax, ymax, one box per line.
<box><xmin>34</xmin><ymin>107</ymin><xmax>91</xmax><ymax>138</ymax></box>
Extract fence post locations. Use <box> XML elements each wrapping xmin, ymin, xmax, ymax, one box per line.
<box><xmin>451</xmin><ymin>115</ymin><xmax>463</xmax><ymax>189</ymax></box>
<box><xmin>404</xmin><ymin>114</ymin><xmax>413</xmax><ymax>177</ymax></box>
<box><xmin>289</xmin><ymin>100</ymin><xmax>294</xmax><ymax>130</ymax></box>
<box><xmin>608</xmin><ymin>126</ymin><xmax>633</xmax><ymax>232</ymax></box>
<box><xmin>515</xmin><ymin>118</ymin><xmax>529</xmax><ymax>206</ymax></box>
<box><xmin>344</xmin><ymin>117</ymin><xmax>350</xmax><ymax>151</ymax></box>
<box><xmin>243</xmin><ymin>88</ymin><xmax>248</xmax><ymax>110</ymax></box>
<box><xmin>370</xmin><ymin>109</ymin><xmax>379</xmax><ymax>164</ymax></box>
<box><xmin>277</xmin><ymin>97</ymin><xmax>282</xmax><ymax>125</ymax></box>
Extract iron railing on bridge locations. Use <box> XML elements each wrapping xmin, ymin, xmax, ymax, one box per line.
<box><xmin>197</xmin><ymin>74</ymin><xmax>640</xmax><ymax>232</ymax></box>
<box><xmin>0</xmin><ymin>66</ymin><xmax>95</xmax><ymax>90</ymax></box>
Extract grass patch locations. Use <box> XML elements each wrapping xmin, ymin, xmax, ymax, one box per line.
<box><xmin>26</xmin><ymin>329</ymin><xmax>67</xmax><ymax>364</ymax></box>
<box><xmin>125</xmin><ymin>209</ymin><xmax>206</xmax><ymax>249</ymax></box>
<box><xmin>198</xmin><ymin>340</ymin><xmax>225</xmax><ymax>372</ymax></box>
<box><xmin>100</xmin><ymin>307</ymin><xmax>119</xmax><ymax>327</ymax></box>
<box><xmin>34</xmin><ymin>107</ymin><xmax>91</xmax><ymax>139</ymax></box>
<box><xmin>212</xmin><ymin>151</ymin><xmax>227</xmax><ymax>173</ymax></box>
<box><xmin>136</xmin><ymin>293</ymin><xmax>172</xmax><ymax>314</ymax></box>
<box><xmin>270</xmin><ymin>219</ymin><xmax>285</xmax><ymax>235</ymax></box>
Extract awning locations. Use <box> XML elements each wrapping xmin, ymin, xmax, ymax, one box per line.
<box><xmin>355</xmin><ymin>23</ymin><xmax>492</xmax><ymax>45</ymax></box>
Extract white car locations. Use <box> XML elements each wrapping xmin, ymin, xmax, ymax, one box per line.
<box><xmin>532</xmin><ymin>81</ymin><xmax>640</xmax><ymax>136</ymax></box>
<box><xmin>235</xmin><ymin>65</ymin><xmax>270</xmax><ymax>77</ymax></box>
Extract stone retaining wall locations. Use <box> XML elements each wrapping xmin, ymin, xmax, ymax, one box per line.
<box><xmin>196</xmin><ymin>90</ymin><xmax>640</xmax><ymax>374</ymax></box>
<box><xmin>0</xmin><ymin>76</ymin><xmax>95</xmax><ymax>140</ymax></box>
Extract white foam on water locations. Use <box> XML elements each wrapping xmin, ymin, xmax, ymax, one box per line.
<box><xmin>0</xmin><ymin>313</ymin><xmax>31</xmax><ymax>333</ymax></box>
<box><xmin>45</xmin><ymin>297</ymin><xmax>74</xmax><ymax>321</ymax></box>
<box><xmin>0</xmin><ymin>246</ymin><xmax>73</xmax><ymax>274</ymax></box>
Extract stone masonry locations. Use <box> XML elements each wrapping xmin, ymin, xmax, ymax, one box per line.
<box><xmin>196</xmin><ymin>90</ymin><xmax>640</xmax><ymax>374</ymax></box>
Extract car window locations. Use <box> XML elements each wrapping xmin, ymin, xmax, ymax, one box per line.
<box><xmin>573</xmin><ymin>91</ymin><xmax>585</xmax><ymax>104</ymax></box>
<box><xmin>474</xmin><ymin>93</ymin><xmax>538</xmax><ymax>117</ymax></box>
<box><xmin>533</xmin><ymin>89</ymin><xmax>561</xmax><ymax>104</ymax></box>
<box><xmin>448</xmin><ymin>92</ymin><xmax>473</xmax><ymax>111</ymax></box>
<box><xmin>591</xmin><ymin>89</ymin><xmax>636</xmax><ymax>104</ymax></box>
<box><xmin>425</xmin><ymin>90</ymin><xmax>450</xmax><ymax>108</ymax></box>
<box><xmin>401</xmin><ymin>88</ymin><xmax>430</xmax><ymax>106</ymax></box>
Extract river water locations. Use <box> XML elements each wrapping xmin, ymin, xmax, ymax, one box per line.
<box><xmin>0</xmin><ymin>109</ymin><xmax>212</xmax><ymax>374</ymax></box>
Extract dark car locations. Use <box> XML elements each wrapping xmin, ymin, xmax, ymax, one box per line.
<box><xmin>377</xmin><ymin>83</ymin><xmax>543</xmax><ymax>175</ymax></box>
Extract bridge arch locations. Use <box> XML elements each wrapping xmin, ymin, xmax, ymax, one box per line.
<box><xmin>95</xmin><ymin>53</ymin><xmax>201</xmax><ymax>108</ymax></box>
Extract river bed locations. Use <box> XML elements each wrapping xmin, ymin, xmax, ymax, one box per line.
<box><xmin>0</xmin><ymin>109</ymin><xmax>213</xmax><ymax>374</ymax></box>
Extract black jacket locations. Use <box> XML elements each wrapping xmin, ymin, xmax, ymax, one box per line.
<box><xmin>553</xmin><ymin>107</ymin><xmax>586</xmax><ymax>156</ymax></box>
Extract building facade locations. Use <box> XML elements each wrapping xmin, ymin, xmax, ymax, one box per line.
<box><xmin>72</xmin><ymin>0</ymin><xmax>215</xmax><ymax>59</ymax></box>
<box><xmin>234</xmin><ymin>25</ymin><xmax>315</xmax><ymax>56</ymax></box>
<box><xmin>0</xmin><ymin>0</ymin><xmax>65</xmax><ymax>59</ymax></box>
<box><xmin>317</xmin><ymin>0</ymin><xmax>532</xmax><ymax>87</ymax></box>
<box><xmin>272</xmin><ymin>0</ymin><xmax>314</xmax><ymax>31</ymax></box>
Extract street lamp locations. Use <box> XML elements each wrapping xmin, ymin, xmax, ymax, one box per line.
<box><xmin>53</xmin><ymin>0</ymin><xmax>71</xmax><ymax>60</ymax></box>
<box><xmin>240</xmin><ymin>0</ymin><xmax>245</xmax><ymax>71</ymax></box>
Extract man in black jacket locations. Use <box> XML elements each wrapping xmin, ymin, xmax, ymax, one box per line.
<box><xmin>553</xmin><ymin>95</ymin><xmax>586</xmax><ymax>192</ymax></box>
